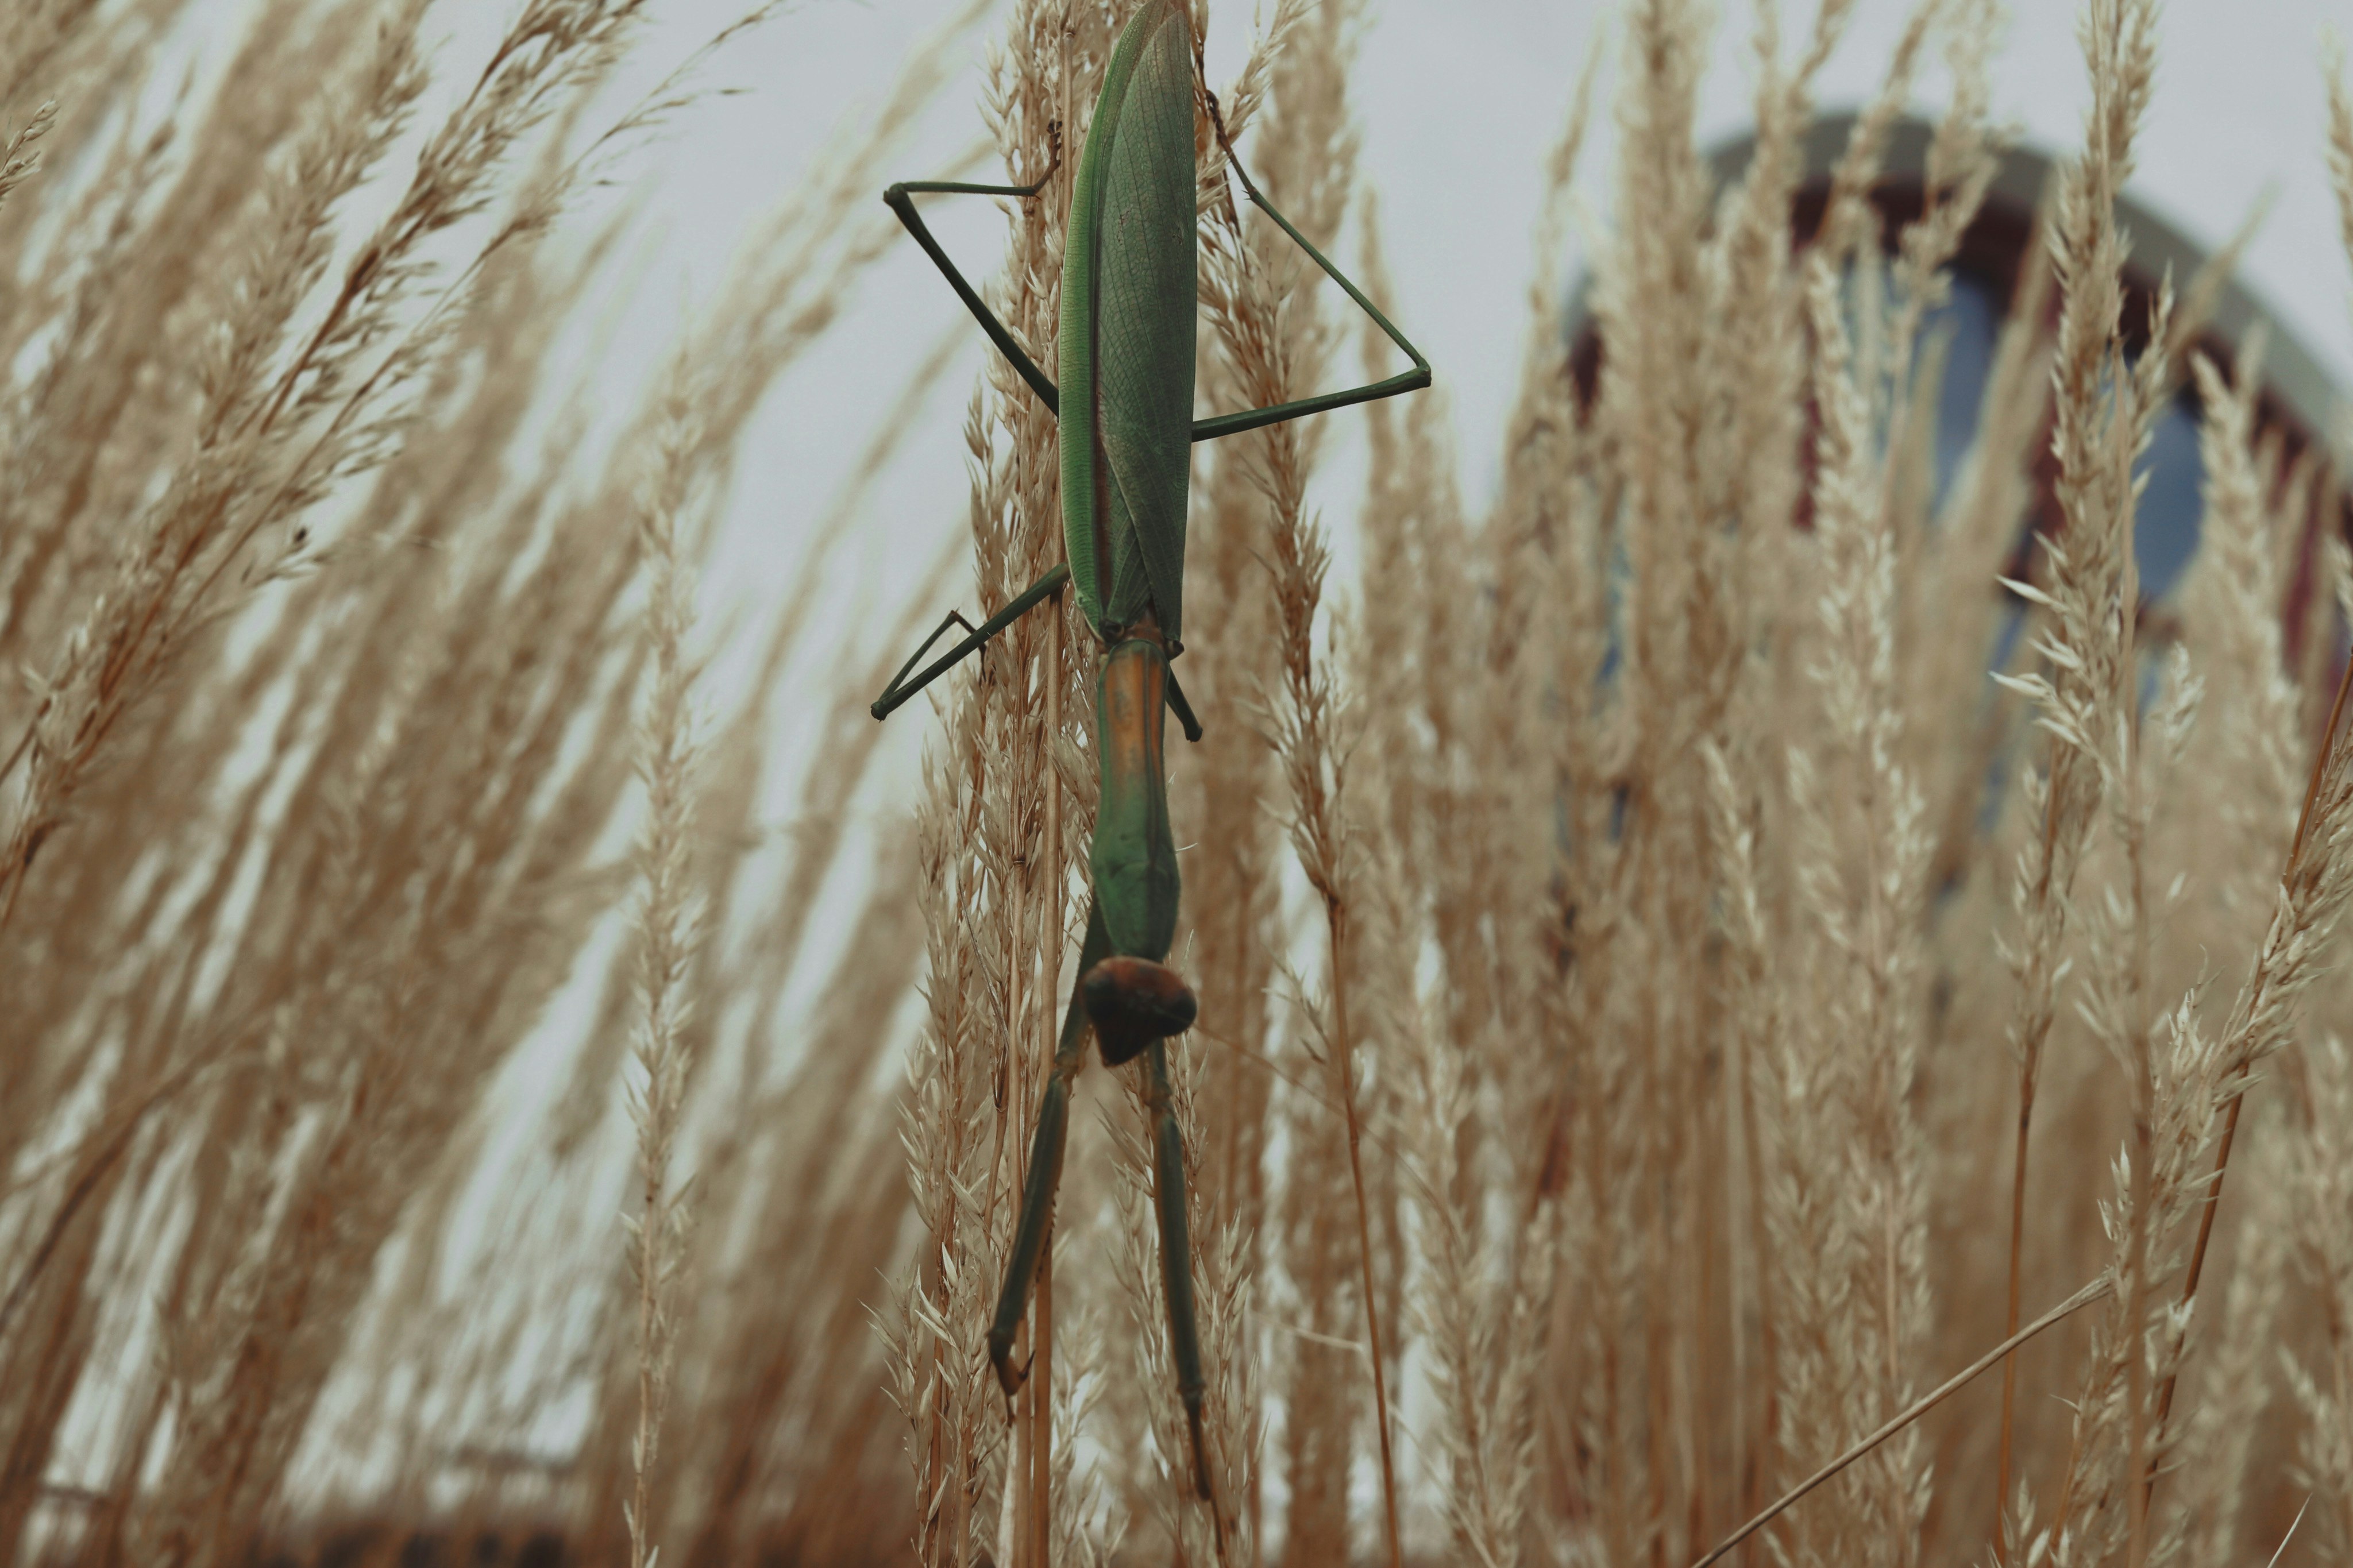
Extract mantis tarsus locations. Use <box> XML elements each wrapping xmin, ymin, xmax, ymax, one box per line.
<box><xmin>870</xmin><ymin>0</ymin><xmax>1428</xmax><ymax>1503</ymax></box>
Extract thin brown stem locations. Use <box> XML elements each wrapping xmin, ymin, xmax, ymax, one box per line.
<box><xmin>1995</xmin><ymin>781</ymin><xmax>2067</xmax><ymax>1562</ymax></box>
<box><xmin>2142</xmin><ymin>636</ymin><xmax>2353</xmax><ymax>1508</ymax></box>
<box><xmin>1993</xmin><ymin>1069</ymin><xmax>2033</xmax><ymax>1560</ymax></box>
<box><xmin>1032</xmin><ymin>1237</ymin><xmax>1053</xmax><ymax>1568</ymax></box>
<box><xmin>1329</xmin><ymin>898</ymin><xmax>1402</xmax><ymax>1568</ymax></box>
<box><xmin>1691</xmin><ymin>1275</ymin><xmax>2113</xmax><ymax>1568</ymax></box>
<box><xmin>1031</xmin><ymin>585</ymin><xmax>1060</xmax><ymax>1568</ymax></box>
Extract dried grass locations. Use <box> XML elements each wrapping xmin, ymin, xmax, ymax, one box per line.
<box><xmin>10</xmin><ymin>1</ymin><xmax>2353</xmax><ymax>1566</ymax></box>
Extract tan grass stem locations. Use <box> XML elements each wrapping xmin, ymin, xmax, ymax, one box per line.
<box><xmin>625</xmin><ymin>374</ymin><xmax>706</xmax><ymax>1568</ymax></box>
<box><xmin>1030</xmin><ymin>582</ymin><xmax>1062</xmax><ymax>1568</ymax></box>
<box><xmin>1993</xmin><ymin>1025</ymin><xmax>2035</xmax><ymax>1545</ymax></box>
<box><xmin>1691</xmin><ymin>1275</ymin><xmax>2113</xmax><ymax>1568</ymax></box>
<box><xmin>2141</xmin><ymin>611</ymin><xmax>2353</xmax><ymax>1504</ymax></box>
<box><xmin>1329</xmin><ymin>898</ymin><xmax>1403</xmax><ymax>1568</ymax></box>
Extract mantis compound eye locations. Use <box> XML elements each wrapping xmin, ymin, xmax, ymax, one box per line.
<box><xmin>1081</xmin><ymin>956</ymin><xmax>1198</xmax><ymax>1067</ymax></box>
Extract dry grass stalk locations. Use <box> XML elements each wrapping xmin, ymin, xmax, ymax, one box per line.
<box><xmin>623</xmin><ymin>372</ymin><xmax>706</xmax><ymax>1568</ymax></box>
<box><xmin>0</xmin><ymin>99</ymin><xmax>56</xmax><ymax>214</ymax></box>
<box><xmin>1196</xmin><ymin>2</ymin><xmax>1409</xmax><ymax>1562</ymax></box>
<box><xmin>881</xmin><ymin>7</ymin><xmax>1089</xmax><ymax>1568</ymax></box>
<box><xmin>1985</xmin><ymin>0</ymin><xmax>2162</xmax><ymax>1548</ymax></box>
<box><xmin>2287</xmin><ymin>1036</ymin><xmax>2353</xmax><ymax>1557</ymax></box>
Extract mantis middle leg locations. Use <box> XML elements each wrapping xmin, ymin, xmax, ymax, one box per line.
<box><xmin>870</xmin><ymin>563</ymin><xmax>1070</xmax><ymax>721</ymax></box>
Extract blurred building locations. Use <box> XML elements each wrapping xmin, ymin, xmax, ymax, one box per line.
<box><xmin>1564</xmin><ymin>113</ymin><xmax>2348</xmax><ymax>658</ymax></box>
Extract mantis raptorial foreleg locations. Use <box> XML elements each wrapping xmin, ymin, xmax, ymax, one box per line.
<box><xmin>985</xmin><ymin>899</ymin><xmax>1213</xmax><ymax>1504</ymax></box>
<box><xmin>988</xmin><ymin>902</ymin><xmax>1110</xmax><ymax>1399</ymax></box>
<box><xmin>882</xmin><ymin>132</ymin><xmax>1064</xmax><ymax>415</ymax></box>
<box><xmin>1143</xmin><ymin>1036</ymin><xmax>1213</xmax><ymax>1503</ymax></box>
<box><xmin>883</xmin><ymin>123</ymin><xmax>1429</xmax><ymax>453</ymax></box>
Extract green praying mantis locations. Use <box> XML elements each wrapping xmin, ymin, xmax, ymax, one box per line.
<box><xmin>869</xmin><ymin>0</ymin><xmax>1428</xmax><ymax>1501</ymax></box>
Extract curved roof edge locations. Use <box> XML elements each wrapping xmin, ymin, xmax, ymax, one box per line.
<box><xmin>1573</xmin><ymin>111</ymin><xmax>2341</xmax><ymax>443</ymax></box>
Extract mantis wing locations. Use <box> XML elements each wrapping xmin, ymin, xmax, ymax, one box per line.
<box><xmin>1060</xmin><ymin>0</ymin><xmax>1196</xmax><ymax>645</ymax></box>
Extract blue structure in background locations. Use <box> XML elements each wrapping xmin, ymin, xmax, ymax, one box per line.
<box><xmin>1562</xmin><ymin>113</ymin><xmax>2343</xmax><ymax>639</ymax></box>
<box><xmin>1920</xmin><ymin>271</ymin><xmax>2207</xmax><ymax>603</ymax></box>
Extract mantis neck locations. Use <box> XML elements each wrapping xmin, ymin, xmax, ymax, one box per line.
<box><xmin>1090</xmin><ymin>626</ymin><xmax>1179</xmax><ymax>964</ymax></box>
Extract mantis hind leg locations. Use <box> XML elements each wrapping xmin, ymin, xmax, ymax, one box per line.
<box><xmin>1142</xmin><ymin>1038</ymin><xmax>1214</xmax><ymax>1503</ymax></box>
<box><xmin>987</xmin><ymin>899</ymin><xmax>1112</xmax><ymax>1395</ymax></box>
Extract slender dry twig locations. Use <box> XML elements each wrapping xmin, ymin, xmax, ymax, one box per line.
<box><xmin>1691</xmin><ymin>1276</ymin><xmax>2113</xmax><ymax>1568</ymax></box>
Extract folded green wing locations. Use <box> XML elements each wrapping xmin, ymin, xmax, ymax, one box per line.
<box><xmin>1059</xmin><ymin>0</ymin><xmax>1196</xmax><ymax>644</ymax></box>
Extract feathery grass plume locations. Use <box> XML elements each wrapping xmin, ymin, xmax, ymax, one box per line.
<box><xmin>1700</xmin><ymin>0</ymin><xmax>1851</xmax><ymax>720</ymax></box>
<box><xmin>2286</xmin><ymin>1035</ymin><xmax>2353</xmax><ymax>1558</ymax></box>
<box><xmin>1881</xmin><ymin>0</ymin><xmax>2003</xmax><ymax>710</ymax></box>
<box><xmin>1639</xmin><ymin>7</ymin><xmax>1837</xmax><ymax>1546</ymax></box>
<box><xmin>1788</xmin><ymin>20</ymin><xmax>1997</xmax><ymax>1557</ymax></box>
<box><xmin>1487</xmin><ymin>35</ymin><xmax>1600</xmax><ymax>552</ymax></box>
<box><xmin>1752</xmin><ymin>248</ymin><xmax>1938</xmax><ymax>1568</ymax></box>
<box><xmin>2171</xmin><ymin>1103</ymin><xmax>2287</xmax><ymax>1565</ymax></box>
<box><xmin>1815</xmin><ymin>0</ymin><xmax>1939</xmax><ymax>266</ymax></box>
<box><xmin>1395</xmin><ymin>948</ymin><xmax>1557</xmax><ymax>1568</ymax></box>
<box><xmin>623</xmin><ymin>370</ymin><xmax>707</xmax><ymax>1568</ymax></box>
<box><xmin>884</xmin><ymin>3</ymin><xmax>1086</xmax><ymax>1566</ymax></box>
<box><xmin>1914</xmin><ymin>196</ymin><xmax>2054</xmax><ymax>894</ymax></box>
<box><xmin>0</xmin><ymin>98</ymin><xmax>55</xmax><ymax>215</ymax></box>
<box><xmin>2177</xmin><ymin>340</ymin><xmax>2304</xmax><ymax>936</ymax></box>
<box><xmin>1572</xmin><ymin>2</ymin><xmax>1726</xmax><ymax>1554</ymax></box>
<box><xmin>1985</xmin><ymin>0</ymin><xmax>2163</xmax><ymax>1543</ymax></box>
<box><xmin>1197</xmin><ymin>1</ymin><xmax>1410</xmax><ymax>1561</ymax></box>
<box><xmin>1519</xmin><ymin>401</ymin><xmax>1623</xmax><ymax>1563</ymax></box>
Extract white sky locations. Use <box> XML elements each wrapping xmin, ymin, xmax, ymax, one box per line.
<box><xmin>501</xmin><ymin>0</ymin><xmax>2353</xmax><ymax>1116</ymax></box>
<box><xmin>219</xmin><ymin>0</ymin><xmax>2353</xmax><ymax>1292</ymax></box>
<box><xmin>604</xmin><ymin>0</ymin><xmax>2353</xmax><ymax>781</ymax></box>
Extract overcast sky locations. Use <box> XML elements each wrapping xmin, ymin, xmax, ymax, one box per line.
<box><xmin>515</xmin><ymin>0</ymin><xmax>2353</xmax><ymax>1053</ymax></box>
<box><xmin>380</xmin><ymin>0</ymin><xmax>2353</xmax><ymax>1200</ymax></box>
<box><xmin>595</xmin><ymin>0</ymin><xmax>2353</xmax><ymax>756</ymax></box>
